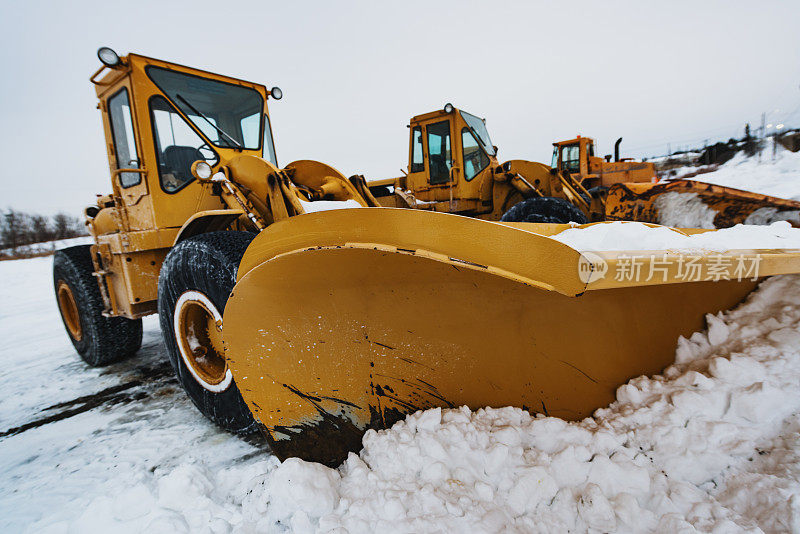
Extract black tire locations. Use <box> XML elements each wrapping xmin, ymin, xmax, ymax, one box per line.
<box><xmin>53</xmin><ymin>245</ymin><xmax>143</xmax><ymax>366</ymax></box>
<box><xmin>158</xmin><ymin>231</ymin><xmax>257</xmax><ymax>434</ymax></box>
<box><xmin>501</xmin><ymin>197</ymin><xmax>589</xmax><ymax>224</ymax></box>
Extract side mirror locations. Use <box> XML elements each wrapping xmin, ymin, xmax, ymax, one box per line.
<box><xmin>191</xmin><ymin>161</ymin><xmax>214</xmax><ymax>182</ymax></box>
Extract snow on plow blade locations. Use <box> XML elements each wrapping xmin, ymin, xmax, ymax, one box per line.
<box><xmin>223</xmin><ymin>209</ymin><xmax>800</xmax><ymax>466</ymax></box>
<box><xmin>606</xmin><ymin>180</ymin><xmax>800</xmax><ymax>228</ymax></box>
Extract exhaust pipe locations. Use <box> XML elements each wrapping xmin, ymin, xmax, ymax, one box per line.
<box><xmin>614</xmin><ymin>137</ymin><xmax>623</xmax><ymax>162</ymax></box>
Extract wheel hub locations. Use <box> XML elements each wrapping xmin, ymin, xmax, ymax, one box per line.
<box><xmin>174</xmin><ymin>291</ymin><xmax>232</xmax><ymax>392</ymax></box>
<box><xmin>57</xmin><ymin>280</ymin><xmax>82</xmax><ymax>341</ymax></box>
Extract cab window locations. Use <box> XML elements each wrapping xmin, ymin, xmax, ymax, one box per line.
<box><xmin>149</xmin><ymin>95</ymin><xmax>219</xmax><ymax>193</ymax></box>
<box><xmin>146</xmin><ymin>66</ymin><xmax>263</xmax><ymax>150</ymax></box>
<box><xmin>107</xmin><ymin>88</ymin><xmax>140</xmax><ymax>188</ymax></box>
<box><xmin>426</xmin><ymin>121</ymin><xmax>451</xmax><ymax>184</ymax></box>
<box><xmin>240</xmin><ymin>112</ymin><xmax>261</xmax><ymax>150</ymax></box>
<box><xmin>263</xmin><ymin>114</ymin><xmax>278</xmax><ymax>166</ymax></box>
<box><xmin>461</xmin><ymin>128</ymin><xmax>489</xmax><ymax>181</ymax></box>
<box><xmin>562</xmin><ymin>144</ymin><xmax>580</xmax><ymax>173</ymax></box>
<box><xmin>410</xmin><ymin>127</ymin><xmax>423</xmax><ymax>173</ymax></box>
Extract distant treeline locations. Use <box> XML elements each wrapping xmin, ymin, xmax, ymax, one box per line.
<box><xmin>1</xmin><ymin>209</ymin><xmax>87</xmax><ymax>250</ymax></box>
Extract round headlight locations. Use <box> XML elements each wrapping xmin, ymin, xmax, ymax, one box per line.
<box><xmin>270</xmin><ymin>86</ymin><xmax>283</xmax><ymax>100</ymax></box>
<box><xmin>443</xmin><ymin>103</ymin><xmax>454</xmax><ymax>113</ymax></box>
<box><xmin>97</xmin><ymin>47</ymin><xmax>121</xmax><ymax>68</ymax></box>
<box><xmin>191</xmin><ymin>161</ymin><xmax>213</xmax><ymax>181</ymax></box>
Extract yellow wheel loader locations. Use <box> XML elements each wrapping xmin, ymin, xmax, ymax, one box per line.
<box><xmin>367</xmin><ymin>105</ymin><xmax>604</xmax><ymax>224</ymax></box>
<box><xmin>367</xmin><ymin>105</ymin><xmax>800</xmax><ymax>229</ymax></box>
<box><xmin>54</xmin><ymin>50</ymin><xmax>800</xmax><ymax>467</ymax></box>
<box><xmin>550</xmin><ymin>136</ymin><xmax>656</xmax><ymax>190</ymax></box>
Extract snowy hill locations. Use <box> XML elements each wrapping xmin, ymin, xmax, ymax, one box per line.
<box><xmin>669</xmin><ymin>140</ymin><xmax>800</xmax><ymax>201</ymax></box>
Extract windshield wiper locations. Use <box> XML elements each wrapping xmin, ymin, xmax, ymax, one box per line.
<box><xmin>467</xmin><ymin>125</ymin><xmax>496</xmax><ymax>156</ymax></box>
<box><xmin>175</xmin><ymin>93</ymin><xmax>243</xmax><ymax>149</ymax></box>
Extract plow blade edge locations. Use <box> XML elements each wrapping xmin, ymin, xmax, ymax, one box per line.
<box><xmin>606</xmin><ymin>180</ymin><xmax>800</xmax><ymax>228</ymax></box>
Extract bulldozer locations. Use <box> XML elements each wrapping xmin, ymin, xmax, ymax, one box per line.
<box><xmin>550</xmin><ymin>135</ymin><xmax>656</xmax><ymax>189</ymax></box>
<box><xmin>54</xmin><ymin>49</ymin><xmax>800</xmax><ymax>467</ymax></box>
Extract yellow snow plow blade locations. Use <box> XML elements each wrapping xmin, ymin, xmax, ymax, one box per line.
<box><xmin>223</xmin><ymin>209</ymin><xmax>800</xmax><ymax>466</ymax></box>
<box><xmin>606</xmin><ymin>180</ymin><xmax>800</xmax><ymax>228</ymax></box>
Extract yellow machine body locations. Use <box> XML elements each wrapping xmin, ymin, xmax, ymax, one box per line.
<box><xmin>551</xmin><ymin>136</ymin><xmax>656</xmax><ymax>189</ymax></box>
<box><xmin>367</xmin><ymin>107</ymin><xmax>601</xmax><ymax>221</ymax></box>
<box><xmin>83</xmin><ymin>53</ymin><xmax>800</xmax><ymax>467</ymax></box>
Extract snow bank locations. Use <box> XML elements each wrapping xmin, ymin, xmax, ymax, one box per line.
<box><xmin>54</xmin><ymin>274</ymin><xmax>800</xmax><ymax>533</ymax></box>
<box><xmin>653</xmin><ymin>192</ymin><xmax>720</xmax><ymax>229</ymax></box>
<box><xmin>673</xmin><ymin>141</ymin><xmax>800</xmax><ymax>201</ymax></box>
<box><xmin>552</xmin><ymin>220</ymin><xmax>800</xmax><ymax>252</ymax></box>
<box><xmin>651</xmin><ymin>141</ymin><xmax>800</xmax><ymax>228</ymax></box>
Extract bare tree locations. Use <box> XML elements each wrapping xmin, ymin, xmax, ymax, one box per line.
<box><xmin>52</xmin><ymin>213</ymin><xmax>77</xmax><ymax>240</ymax></box>
<box><xmin>31</xmin><ymin>214</ymin><xmax>52</xmax><ymax>243</ymax></box>
<box><xmin>1</xmin><ymin>209</ymin><xmax>86</xmax><ymax>251</ymax></box>
<box><xmin>2</xmin><ymin>209</ymin><xmax>26</xmax><ymax>249</ymax></box>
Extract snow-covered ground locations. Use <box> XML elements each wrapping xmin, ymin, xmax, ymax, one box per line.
<box><xmin>0</xmin><ymin>256</ymin><xmax>266</xmax><ymax>532</ymax></box>
<box><xmin>3</xmin><ymin>247</ymin><xmax>800</xmax><ymax>532</ymax></box>
<box><xmin>3</xmin><ymin>147</ymin><xmax>800</xmax><ymax>532</ymax></box>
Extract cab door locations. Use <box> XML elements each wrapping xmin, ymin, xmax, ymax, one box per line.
<box><xmin>103</xmin><ymin>85</ymin><xmax>152</xmax><ymax>231</ymax></box>
<box><xmin>424</xmin><ymin>120</ymin><xmax>453</xmax><ymax>185</ymax></box>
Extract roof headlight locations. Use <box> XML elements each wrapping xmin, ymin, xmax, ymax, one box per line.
<box><xmin>97</xmin><ymin>47</ymin><xmax>121</xmax><ymax>68</ymax></box>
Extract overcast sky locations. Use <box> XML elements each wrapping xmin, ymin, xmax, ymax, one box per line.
<box><xmin>1</xmin><ymin>0</ymin><xmax>799</xmax><ymax>214</ymax></box>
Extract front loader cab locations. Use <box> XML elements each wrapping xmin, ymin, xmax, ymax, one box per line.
<box><xmin>406</xmin><ymin>104</ymin><xmax>498</xmax><ymax>208</ymax></box>
<box><xmin>552</xmin><ymin>137</ymin><xmax>594</xmax><ymax>177</ymax></box>
<box><xmin>81</xmin><ymin>47</ymin><xmax>285</xmax><ymax>320</ymax></box>
<box><xmin>90</xmin><ymin>48</ymin><xmax>281</xmax><ymax>232</ymax></box>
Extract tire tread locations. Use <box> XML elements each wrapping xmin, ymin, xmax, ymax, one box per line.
<box><xmin>53</xmin><ymin>245</ymin><xmax>142</xmax><ymax>366</ymax></box>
